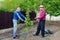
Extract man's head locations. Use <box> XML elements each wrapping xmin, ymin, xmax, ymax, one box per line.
<box><xmin>16</xmin><ymin>7</ymin><xmax>21</xmax><ymax>12</ymax></box>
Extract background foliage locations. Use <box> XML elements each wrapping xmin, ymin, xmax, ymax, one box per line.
<box><xmin>42</xmin><ymin>0</ymin><xmax>60</xmax><ymax>16</ymax></box>
<box><xmin>0</xmin><ymin>0</ymin><xmax>60</xmax><ymax>16</ymax></box>
<box><xmin>0</xmin><ymin>0</ymin><xmax>60</xmax><ymax>31</ymax></box>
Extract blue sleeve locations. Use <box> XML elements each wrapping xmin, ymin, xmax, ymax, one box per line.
<box><xmin>20</xmin><ymin>12</ymin><xmax>25</xmax><ymax>19</ymax></box>
<box><xmin>16</xmin><ymin>12</ymin><xmax>24</xmax><ymax>21</ymax></box>
<box><xmin>15</xmin><ymin>11</ymin><xmax>25</xmax><ymax>21</ymax></box>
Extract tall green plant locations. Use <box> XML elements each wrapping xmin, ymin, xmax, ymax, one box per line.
<box><xmin>24</xmin><ymin>8</ymin><xmax>33</xmax><ymax>32</ymax></box>
<box><xmin>19</xmin><ymin>0</ymin><xmax>40</xmax><ymax>32</ymax></box>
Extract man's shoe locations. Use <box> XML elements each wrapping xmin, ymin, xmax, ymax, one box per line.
<box><xmin>13</xmin><ymin>35</ymin><xmax>18</xmax><ymax>39</ymax></box>
<box><xmin>33</xmin><ymin>34</ymin><xmax>39</xmax><ymax>36</ymax></box>
<box><xmin>13</xmin><ymin>37</ymin><xmax>17</xmax><ymax>39</ymax></box>
<box><xmin>41</xmin><ymin>36</ymin><xmax>45</xmax><ymax>38</ymax></box>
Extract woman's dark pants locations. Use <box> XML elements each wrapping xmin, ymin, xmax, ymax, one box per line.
<box><xmin>35</xmin><ymin>20</ymin><xmax>45</xmax><ymax>37</ymax></box>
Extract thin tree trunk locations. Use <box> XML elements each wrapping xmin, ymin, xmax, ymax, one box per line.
<box><xmin>50</xmin><ymin>14</ymin><xmax>51</xmax><ymax>21</ymax></box>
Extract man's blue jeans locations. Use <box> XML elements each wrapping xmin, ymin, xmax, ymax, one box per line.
<box><xmin>35</xmin><ymin>20</ymin><xmax>45</xmax><ymax>36</ymax></box>
<box><xmin>13</xmin><ymin>19</ymin><xmax>17</xmax><ymax>37</ymax></box>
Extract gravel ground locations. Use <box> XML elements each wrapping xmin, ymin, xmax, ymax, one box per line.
<box><xmin>0</xmin><ymin>21</ymin><xmax>60</xmax><ymax>40</ymax></box>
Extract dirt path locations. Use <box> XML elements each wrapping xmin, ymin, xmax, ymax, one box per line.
<box><xmin>0</xmin><ymin>21</ymin><xmax>60</xmax><ymax>40</ymax></box>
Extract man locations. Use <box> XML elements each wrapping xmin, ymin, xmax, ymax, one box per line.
<box><xmin>33</xmin><ymin>5</ymin><xmax>46</xmax><ymax>37</ymax></box>
<box><xmin>13</xmin><ymin>7</ymin><xmax>26</xmax><ymax>39</ymax></box>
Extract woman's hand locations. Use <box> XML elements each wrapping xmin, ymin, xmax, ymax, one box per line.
<box><xmin>34</xmin><ymin>17</ymin><xmax>38</xmax><ymax>20</ymax></box>
<box><xmin>36</xmin><ymin>19</ymin><xmax>40</xmax><ymax>22</ymax></box>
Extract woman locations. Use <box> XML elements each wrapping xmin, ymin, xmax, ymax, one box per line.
<box><xmin>33</xmin><ymin>5</ymin><xmax>46</xmax><ymax>38</ymax></box>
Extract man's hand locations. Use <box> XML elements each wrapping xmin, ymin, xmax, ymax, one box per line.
<box><xmin>24</xmin><ymin>18</ymin><xmax>27</xmax><ymax>22</ymax></box>
<box><xmin>24</xmin><ymin>20</ymin><xmax>26</xmax><ymax>22</ymax></box>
